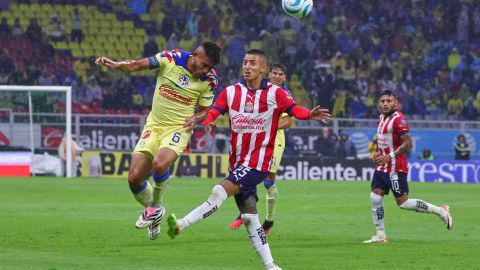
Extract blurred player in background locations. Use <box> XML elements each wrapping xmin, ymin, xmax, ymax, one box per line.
<box><xmin>95</xmin><ymin>42</ymin><xmax>221</xmax><ymax>240</ymax></box>
<box><xmin>364</xmin><ymin>90</ymin><xmax>453</xmax><ymax>244</ymax></box>
<box><xmin>229</xmin><ymin>63</ymin><xmax>292</xmax><ymax>234</ymax></box>
<box><xmin>166</xmin><ymin>49</ymin><xmax>332</xmax><ymax>270</ymax></box>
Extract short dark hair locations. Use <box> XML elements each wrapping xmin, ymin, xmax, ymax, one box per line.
<box><xmin>201</xmin><ymin>42</ymin><xmax>221</xmax><ymax>66</ymax></box>
<box><xmin>271</xmin><ymin>63</ymin><xmax>287</xmax><ymax>74</ymax></box>
<box><xmin>245</xmin><ymin>49</ymin><xmax>267</xmax><ymax>63</ymax></box>
<box><xmin>378</xmin><ymin>89</ymin><xmax>397</xmax><ymax>99</ymax></box>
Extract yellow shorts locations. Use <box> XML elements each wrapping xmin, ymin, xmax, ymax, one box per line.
<box><xmin>133</xmin><ymin>124</ymin><xmax>190</xmax><ymax>160</ymax></box>
<box><xmin>269</xmin><ymin>142</ymin><xmax>285</xmax><ymax>174</ymax></box>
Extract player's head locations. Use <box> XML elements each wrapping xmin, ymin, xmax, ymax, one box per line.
<box><xmin>378</xmin><ymin>90</ymin><xmax>398</xmax><ymax>115</ymax></box>
<box><xmin>189</xmin><ymin>42</ymin><xmax>221</xmax><ymax>79</ymax></box>
<box><xmin>268</xmin><ymin>63</ymin><xmax>287</xmax><ymax>87</ymax></box>
<box><xmin>243</xmin><ymin>49</ymin><xmax>267</xmax><ymax>82</ymax></box>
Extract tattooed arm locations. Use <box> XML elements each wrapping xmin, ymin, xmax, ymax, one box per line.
<box><xmin>374</xmin><ymin>133</ymin><xmax>412</xmax><ymax>165</ymax></box>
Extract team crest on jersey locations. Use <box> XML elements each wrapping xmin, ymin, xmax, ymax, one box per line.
<box><xmin>178</xmin><ymin>74</ymin><xmax>190</xmax><ymax>88</ymax></box>
<box><xmin>245</xmin><ymin>101</ymin><xmax>254</xmax><ymax>113</ymax></box>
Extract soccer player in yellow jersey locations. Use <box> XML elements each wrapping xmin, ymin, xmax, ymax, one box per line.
<box><xmin>95</xmin><ymin>42</ymin><xmax>221</xmax><ymax>240</ymax></box>
<box><xmin>229</xmin><ymin>63</ymin><xmax>292</xmax><ymax>234</ymax></box>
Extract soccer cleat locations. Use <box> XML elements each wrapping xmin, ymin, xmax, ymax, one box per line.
<box><xmin>262</xmin><ymin>220</ymin><xmax>274</xmax><ymax>235</ymax></box>
<box><xmin>167</xmin><ymin>214</ymin><xmax>180</xmax><ymax>239</ymax></box>
<box><xmin>363</xmin><ymin>233</ymin><xmax>388</xmax><ymax>244</ymax></box>
<box><xmin>229</xmin><ymin>217</ymin><xmax>243</xmax><ymax>229</ymax></box>
<box><xmin>135</xmin><ymin>206</ymin><xmax>162</xmax><ymax>229</ymax></box>
<box><xmin>440</xmin><ymin>205</ymin><xmax>453</xmax><ymax>230</ymax></box>
<box><xmin>147</xmin><ymin>206</ymin><xmax>165</xmax><ymax>240</ymax></box>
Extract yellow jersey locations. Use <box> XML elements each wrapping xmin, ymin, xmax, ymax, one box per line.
<box><xmin>146</xmin><ymin>49</ymin><xmax>217</xmax><ymax>126</ymax></box>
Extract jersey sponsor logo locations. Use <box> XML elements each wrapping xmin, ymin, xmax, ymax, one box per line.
<box><xmin>177</xmin><ymin>74</ymin><xmax>190</xmax><ymax>88</ymax></box>
<box><xmin>142</xmin><ymin>130</ymin><xmax>151</xmax><ymax>139</ymax></box>
<box><xmin>231</xmin><ymin>114</ymin><xmax>267</xmax><ymax>132</ymax></box>
<box><xmin>159</xmin><ymin>84</ymin><xmax>193</xmax><ymax>105</ymax></box>
<box><xmin>245</xmin><ymin>101</ymin><xmax>254</xmax><ymax>113</ymax></box>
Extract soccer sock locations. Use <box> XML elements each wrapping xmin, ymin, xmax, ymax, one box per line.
<box><xmin>129</xmin><ymin>180</ymin><xmax>153</xmax><ymax>207</ymax></box>
<box><xmin>151</xmin><ymin>171</ymin><xmax>170</xmax><ymax>208</ymax></box>
<box><xmin>399</xmin><ymin>199</ymin><xmax>444</xmax><ymax>216</ymax></box>
<box><xmin>178</xmin><ymin>185</ymin><xmax>228</xmax><ymax>231</ymax></box>
<box><xmin>370</xmin><ymin>192</ymin><xmax>385</xmax><ymax>234</ymax></box>
<box><xmin>241</xmin><ymin>213</ymin><xmax>275</xmax><ymax>269</ymax></box>
<box><xmin>264</xmin><ymin>181</ymin><xmax>278</xmax><ymax>222</ymax></box>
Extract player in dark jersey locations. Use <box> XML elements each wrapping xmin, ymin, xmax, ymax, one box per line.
<box><xmin>363</xmin><ymin>90</ymin><xmax>453</xmax><ymax>243</ymax></box>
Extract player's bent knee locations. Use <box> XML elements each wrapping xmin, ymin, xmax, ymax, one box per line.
<box><xmin>128</xmin><ymin>168</ymin><xmax>147</xmax><ymax>186</ymax></box>
<box><xmin>151</xmin><ymin>159</ymin><xmax>170</xmax><ymax>175</ymax></box>
<box><xmin>239</xmin><ymin>196</ymin><xmax>257</xmax><ymax>214</ymax></box>
<box><xmin>370</xmin><ymin>192</ymin><xmax>383</xmax><ymax>203</ymax></box>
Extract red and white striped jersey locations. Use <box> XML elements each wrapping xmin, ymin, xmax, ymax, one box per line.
<box><xmin>376</xmin><ymin>110</ymin><xmax>409</xmax><ymax>173</ymax></box>
<box><xmin>212</xmin><ymin>79</ymin><xmax>295</xmax><ymax>172</ymax></box>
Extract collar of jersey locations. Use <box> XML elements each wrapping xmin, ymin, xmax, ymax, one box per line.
<box><xmin>240</xmin><ymin>79</ymin><xmax>268</xmax><ymax>91</ymax></box>
<box><xmin>383</xmin><ymin>109</ymin><xmax>397</xmax><ymax>118</ymax></box>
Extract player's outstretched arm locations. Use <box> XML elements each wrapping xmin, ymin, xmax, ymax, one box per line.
<box><xmin>310</xmin><ymin>105</ymin><xmax>333</xmax><ymax>123</ymax></box>
<box><xmin>202</xmin><ymin>108</ymin><xmax>222</xmax><ymax>132</ymax></box>
<box><xmin>94</xmin><ymin>57</ymin><xmax>149</xmax><ymax>73</ymax></box>
<box><xmin>289</xmin><ymin>105</ymin><xmax>332</xmax><ymax>123</ymax></box>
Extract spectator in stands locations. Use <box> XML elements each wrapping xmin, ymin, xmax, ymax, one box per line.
<box><xmin>142</xmin><ymin>35</ymin><xmax>159</xmax><ymax>58</ymax></box>
<box><xmin>11</xmin><ymin>18</ymin><xmax>23</xmax><ymax>38</ymax></box>
<box><xmin>178</xmin><ymin>32</ymin><xmax>196</xmax><ymax>52</ymax></box>
<box><xmin>45</xmin><ymin>14</ymin><xmax>66</xmax><ymax>42</ymax></box>
<box><xmin>73</xmin><ymin>58</ymin><xmax>90</xmax><ymax>83</ymax></box>
<box><xmin>448</xmin><ymin>48</ymin><xmax>462</xmax><ymax>70</ymax></box>
<box><xmin>166</xmin><ymin>32</ymin><xmax>179</xmax><ymax>50</ymax></box>
<box><xmin>454</xmin><ymin>134</ymin><xmax>471</xmax><ymax>160</ymax></box>
<box><xmin>419</xmin><ymin>148</ymin><xmax>435</xmax><ymax>160</ymax></box>
<box><xmin>85</xmin><ymin>76</ymin><xmax>103</xmax><ymax>103</ymax></box>
<box><xmin>71</xmin><ymin>7</ymin><xmax>83</xmax><ymax>43</ymax></box>
<box><xmin>315</xmin><ymin>66</ymin><xmax>334</xmax><ymax>110</ymax></box>
<box><xmin>339</xmin><ymin>132</ymin><xmax>357</xmax><ymax>159</ymax></box>
<box><xmin>0</xmin><ymin>17</ymin><xmax>10</xmax><ymax>37</ymax></box>
<box><xmin>25</xmin><ymin>18</ymin><xmax>42</xmax><ymax>44</ymax></box>
<box><xmin>38</xmin><ymin>70</ymin><xmax>55</xmax><ymax>86</ymax></box>
<box><xmin>289</xmin><ymin>74</ymin><xmax>312</xmax><ymax>108</ymax></box>
<box><xmin>316</xmin><ymin>127</ymin><xmax>331</xmax><ymax>157</ymax></box>
<box><xmin>447</xmin><ymin>93</ymin><xmax>464</xmax><ymax>116</ymax></box>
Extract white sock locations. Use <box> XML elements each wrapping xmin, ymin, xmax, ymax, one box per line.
<box><xmin>178</xmin><ymin>185</ymin><xmax>227</xmax><ymax>231</ymax></box>
<box><xmin>399</xmin><ymin>199</ymin><xmax>443</xmax><ymax>216</ymax></box>
<box><xmin>241</xmin><ymin>213</ymin><xmax>275</xmax><ymax>269</ymax></box>
<box><xmin>370</xmin><ymin>192</ymin><xmax>385</xmax><ymax>235</ymax></box>
<box><xmin>265</xmin><ymin>185</ymin><xmax>278</xmax><ymax>222</ymax></box>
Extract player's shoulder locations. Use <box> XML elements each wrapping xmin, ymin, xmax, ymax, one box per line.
<box><xmin>200</xmin><ymin>69</ymin><xmax>218</xmax><ymax>89</ymax></box>
<box><xmin>159</xmin><ymin>49</ymin><xmax>190</xmax><ymax>66</ymax></box>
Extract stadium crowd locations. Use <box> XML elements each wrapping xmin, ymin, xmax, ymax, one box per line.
<box><xmin>0</xmin><ymin>0</ymin><xmax>480</xmax><ymax>120</ymax></box>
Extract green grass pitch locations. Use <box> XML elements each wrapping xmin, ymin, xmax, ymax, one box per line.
<box><xmin>0</xmin><ymin>177</ymin><xmax>479</xmax><ymax>269</ymax></box>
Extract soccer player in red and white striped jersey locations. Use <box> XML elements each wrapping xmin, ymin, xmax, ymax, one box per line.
<box><xmin>364</xmin><ymin>90</ymin><xmax>453</xmax><ymax>244</ymax></box>
<box><xmin>167</xmin><ymin>49</ymin><xmax>331</xmax><ymax>270</ymax></box>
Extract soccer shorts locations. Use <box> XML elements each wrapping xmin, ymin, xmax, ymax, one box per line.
<box><xmin>226</xmin><ymin>165</ymin><xmax>269</xmax><ymax>205</ymax></box>
<box><xmin>269</xmin><ymin>142</ymin><xmax>285</xmax><ymax>174</ymax></box>
<box><xmin>371</xmin><ymin>170</ymin><xmax>409</xmax><ymax>197</ymax></box>
<box><xmin>133</xmin><ymin>124</ymin><xmax>190</xmax><ymax>160</ymax></box>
